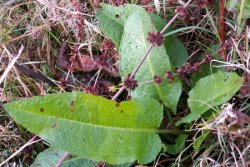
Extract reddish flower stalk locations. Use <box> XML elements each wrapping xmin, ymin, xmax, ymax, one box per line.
<box><xmin>219</xmin><ymin>0</ymin><xmax>227</xmax><ymax>60</ymax></box>
<box><xmin>73</xmin><ymin>0</ymin><xmax>85</xmax><ymax>42</ymax></box>
<box><xmin>111</xmin><ymin>0</ymin><xmax>193</xmax><ymax>101</ymax></box>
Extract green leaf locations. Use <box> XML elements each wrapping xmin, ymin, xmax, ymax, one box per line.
<box><xmin>97</xmin><ymin>4</ymin><xmax>188</xmax><ymax>68</ymax></box>
<box><xmin>120</xmin><ymin>10</ymin><xmax>182</xmax><ymax>113</ymax></box>
<box><xmin>165</xmin><ymin>135</ymin><xmax>187</xmax><ymax>155</ymax></box>
<box><xmin>190</xmin><ymin>44</ymin><xmax>221</xmax><ymax>87</ymax></box>
<box><xmin>164</xmin><ymin>35</ymin><xmax>188</xmax><ymax>68</ymax></box>
<box><xmin>31</xmin><ymin>147</ymin><xmax>96</xmax><ymax>167</ymax></box>
<box><xmin>31</xmin><ymin>147</ymin><xmax>133</xmax><ymax>167</ymax></box>
<box><xmin>193</xmin><ymin>131</ymin><xmax>210</xmax><ymax>152</ymax></box>
<box><xmin>226</xmin><ymin>0</ymin><xmax>250</xmax><ymax>19</ymax></box>
<box><xmin>244</xmin><ymin>0</ymin><xmax>250</xmax><ymax>18</ymax></box>
<box><xmin>177</xmin><ymin>71</ymin><xmax>243</xmax><ymax>125</ymax></box>
<box><xmin>97</xmin><ymin>4</ymin><xmax>143</xmax><ymax>46</ymax></box>
<box><xmin>107</xmin><ymin>162</ymin><xmax>134</xmax><ymax>167</ymax></box>
<box><xmin>146</xmin><ymin>10</ymin><xmax>188</xmax><ymax>68</ymax></box>
<box><xmin>4</xmin><ymin>92</ymin><xmax>163</xmax><ymax>164</ymax></box>
<box><xmin>226</xmin><ymin>0</ymin><xmax>239</xmax><ymax>11</ymax></box>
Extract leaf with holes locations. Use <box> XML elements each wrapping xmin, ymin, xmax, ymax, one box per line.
<box><xmin>4</xmin><ymin>92</ymin><xmax>163</xmax><ymax>165</ymax></box>
<box><xmin>120</xmin><ymin>10</ymin><xmax>182</xmax><ymax>113</ymax></box>
<box><xmin>177</xmin><ymin>71</ymin><xmax>243</xmax><ymax>125</ymax></box>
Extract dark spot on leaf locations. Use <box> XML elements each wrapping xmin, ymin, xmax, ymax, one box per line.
<box><xmin>40</xmin><ymin>108</ymin><xmax>44</xmax><ymax>112</ymax></box>
<box><xmin>224</xmin><ymin>77</ymin><xmax>229</xmax><ymax>81</ymax></box>
<box><xmin>52</xmin><ymin>124</ymin><xmax>57</xmax><ymax>128</ymax></box>
<box><xmin>120</xmin><ymin>110</ymin><xmax>124</xmax><ymax>113</ymax></box>
<box><xmin>159</xmin><ymin>100</ymin><xmax>163</xmax><ymax>104</ymax></box>
<box><xmin>83</xmin><ymin>138</ymin><xmax>85</xmax><ymax>142</ymax></box>
<box><xmin>115</xmin><ymin>14</ymin><xmax>119</xmax><ymax>18</ymax></box>
<box><xmin>70</xmin><ymin>100</ymin><xmax>75</xmax><ymax>112</ymax></box>
<box><xmin>115</xmin><ymin>102</ymin><xmax>120</xmax><ymax>107</ymax></box>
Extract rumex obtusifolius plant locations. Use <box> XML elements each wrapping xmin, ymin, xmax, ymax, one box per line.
<box><xmin>3</xmin><ymin>2</ymin><xmax>245</xmax><ymax>166</ymax></box>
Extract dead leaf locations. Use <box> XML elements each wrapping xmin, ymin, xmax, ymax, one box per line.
<box><xmin>73</xmin><ymin>55</ymin><xmax>98</xmax><ymax>72</ymax></box>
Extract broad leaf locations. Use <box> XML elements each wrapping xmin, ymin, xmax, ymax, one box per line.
<box><xmin>190</xmin><ymin>44</ymin><xmax>220</xmax><ymax>87</ymax></box>
<box><xmin>97</xmin><ymin>4</ymin><xmax>188</xmax><ymax>67</ymax></box>
<box><xmin>164</xmin><ymin>35</ymin><xmax>188</xmax><ymax>68</ymax></box>
<box><xmin>165</xmin><ymin>135</ymin><xmax>187</xmax><ymax>155</ymax></box>
<box><xmin>150</xmin><ymin>14</ymin><xmax>188</xmax><ymax>68</ymax></box>
<box><xmin>177</xmin><ymin>71</ymin><xmax>243</xmax><ymax>125</ymax></box>
<box><xmin>97</xmin><ymin>4</ymin><xmax>142</xmax><ymax>46</ymax></box>
<box><xmin>31</xmin><ymin>147</ymin><xmax>133</xmax><ymax>167</ymax></box>
<box><xmin>120</xmin><ymin>10</ymin><xmax>182</xmax><ymax>113</ymax></box>
<box><xmin>31</xmin><ymin>147</ymin><xmax>96</xmax><ymax>167</ymax></box>
<box><xmin>4</xmin><ymin>92</ymin><xmax>163</xmax><ymax>164</ymax></box>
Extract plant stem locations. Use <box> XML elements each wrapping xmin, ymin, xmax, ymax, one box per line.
<box><xmin>157</xmin><ymin>129</ymin><xmax>191</xmax><ymax>135</ymax></box>
<box><xmin>238</xmin><ymin>0</ymin><xmax>245</xmax><ymax>26</ymax></box>
<box><xmin>112</xmin><ymin>0</ymin><xmax>193</xmax><ymax>101</ymax></box>
<box><xmin>55</xmin><ymin>152</ymin><xmax>70</xmax><ymax>167</ymax></box>
<box><xmin>165</xmin><ymin>107</ymin><xmax>177</xmax><ymax>129</ymax></box>
<box><xmin>111</xmin><ymin>86</ymin><xmax>126</xmax><ymax>100</ymax></box>
<box><xmin>130</xmin><ymin>44</ymin><xmax>153</xmax><ymax>77</ymax></box>
<box><xmin>219</xmin><ymin>0</ymin><xmax>227</xmax><ymax>60</ymax></box>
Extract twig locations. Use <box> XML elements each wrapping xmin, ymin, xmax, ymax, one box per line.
<box><xmin>111</xmin><ymin>0</ymin><xmax>193</xmax><ymax>101</ymax></box>
<box><xmin>0</xmin><ymin>45</ymin><xmax>24</xmax><ymax>85</ymax></box>
<box><xmin>130</xmin><ymin>44</ymin><xmax>153</xmax><ymax>77</ymax></box>
<box><xmin>111</xmin><ymin>86</ymin><xmax>126</xmax><ymax>100</ymax></box>
<box><xmin>1</xmin><ymin>58</ymin><xmax>57</xmax><ymax>87</ymax></box>
<box><xmin>55</xmin><ymin>152</ymin><xmax>70</xmax><ymax>167</ymax></box>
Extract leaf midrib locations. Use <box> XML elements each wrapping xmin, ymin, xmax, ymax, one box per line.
<box><xmin>139</xmin><ymin>14</ymin><xmax>166</xmax><ymax>103</ymax></box>
<box><xmin>11</xmin><ymin>108</ymin><xmax>158</xmax><ymax>134</ymax></box>
<box><xmin>146</xmin><ymin>54</ymin><xmax>165</xmax><ymax>102</ymax></box>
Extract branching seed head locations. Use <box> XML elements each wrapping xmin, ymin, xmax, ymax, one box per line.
<box><xmin>101</xmin><ymin>39</ymin><xmax>115</xmax><ymax>51</ymax></box>
<box><xmin>203</xmin><ymin>53</ymin><xmax>213</xmax><ymax>63</ymax></box>
<box><xmin>165</xmin><ymin>71</ymin><xmax>174</xmax><ymax>83</ymax></box>
<box><xmin>184</xmin><ymin>63</ymin><xmax>193</xmax><ymax>74</ymax></box>
<box><xmin>176</xmin><ymin>67</ymin><xmax>185</xmax><ymax>80</ymax></box>
<box><xmin>175</xmin><ymin>6</ymin><xmax>187</xmax><ymax>17</ymax></box>
<box><xmin>154</xmin><ymin>75</ymin><xmax>163</xmax><ymax>85</ymax></box>
<box><xmin>84</xmin><ymin>86</ymin><xmax>99</xmax><ymax>95</ymax></box>
<box><xmin>147</xmin><ymin>32</ymin><xmax>164</xmax><ymax>47</ymax></box>
<box><xmin>193</xmin><ymin>62</ymin><xmax>201</xmax><ymax>71</ymax></box>
<box><xmin>124</xmin><ymin>74</ymin><xmax>138</xmax><ymax>90</ymax></box>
